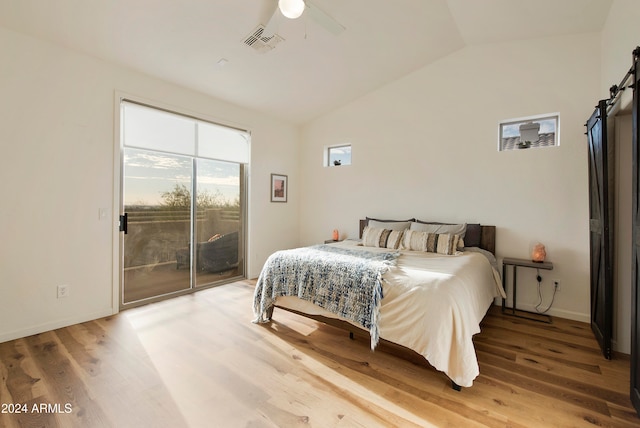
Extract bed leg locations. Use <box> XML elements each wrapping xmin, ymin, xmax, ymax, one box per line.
<box><xmin>349</xmin><ymin>331</ymin><xmax>354</xmax><ymax>340</ymax></box>
<box><xmin>451</xmin><ymin>381</ymin><xmax>461</xmax><ymax>391</ymax></box>
<box><xmin>266</xmin><ymin>306</ymin><xmax>274</xmax><ymax>320</ymax></box>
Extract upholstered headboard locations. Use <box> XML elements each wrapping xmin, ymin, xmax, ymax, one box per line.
<box><xmin>358</xmin><ymin>219</ymin><xmax>496</xmax><ymax>255</ymax></box>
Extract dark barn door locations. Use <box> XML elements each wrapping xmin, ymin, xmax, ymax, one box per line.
<box><xmin>587</xmin><ymin>99</ymin><xmax>613</xmax><ymax>360</ymax></box>
<box><xmin>631</xmin><ymin>50</ymin><xmax>640</xmax><ymax>416</ymax></box>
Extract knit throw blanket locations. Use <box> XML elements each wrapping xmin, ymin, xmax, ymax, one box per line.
<box><xmin>253</xmin><ymin>244</ymin><xmax>399</xmax><ymax>349</ymax></box>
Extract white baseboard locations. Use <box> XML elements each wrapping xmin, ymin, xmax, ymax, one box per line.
<box><xmin>0</xmin><ymin>308</ymin><xmax>117</xmax><ymax>344</ymax></box>
<box><xmin>492</xmin><ymin>300</ymin><xmax>590</xmax><ymax>323</ymax></box>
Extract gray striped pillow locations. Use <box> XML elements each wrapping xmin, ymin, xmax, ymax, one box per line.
<box><xmin>427</xmin><ymin>233</ymin><xmax>460</xmax><ymax>255</ymax></box>
<box><xmin>401</xmin><ymin>230</ymin><xmax>460</xmax><ymax>255</ymax></box>
<box><xmin>361</xmin><ymin>226</ymin><xmax>404</xmax><ymax>249</ymax></box>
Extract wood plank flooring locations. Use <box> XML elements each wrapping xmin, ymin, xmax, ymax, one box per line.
<box><xmin>0</xmin><ymin>279</ymin><xmax>638</xmax><ymax>427</ymax></box>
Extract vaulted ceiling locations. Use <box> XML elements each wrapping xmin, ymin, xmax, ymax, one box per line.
<box><xmin>0</xmin><ymin>0</ymin><xmax>612</xmax><ymax>124</ymax></box>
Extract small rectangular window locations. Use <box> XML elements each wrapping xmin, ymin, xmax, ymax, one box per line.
<box><xmin>326</xmin><ymin>144</ymin><xmax>351</xmax><ymax>166</ymax></box>
<box><xmin>499</xmin><ymin>113</ymin><xmax>559</xmax><ymax>151</ymax></box>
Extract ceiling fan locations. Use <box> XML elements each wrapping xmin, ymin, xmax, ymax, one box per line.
<box><xmin>263</xmin><ymin>0</ymin><xmax>345</xmax><ymax>37</ymax></box>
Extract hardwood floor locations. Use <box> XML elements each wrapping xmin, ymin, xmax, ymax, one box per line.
<box><xmin>1</xmin><ymin>279</ymin><xmax>638</xmax><ymax>427</ymax></box>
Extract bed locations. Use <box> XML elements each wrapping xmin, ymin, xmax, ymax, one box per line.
<box><xmin>253</xmin><ymin>218</ymin><xmax>504</xmax><ymax>389</ymax></box>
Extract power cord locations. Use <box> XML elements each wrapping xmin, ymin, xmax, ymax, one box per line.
<box><xmin>534</xmin><ymin>268</ymin><xmax>558</xmax><ymax>313</ymax></box>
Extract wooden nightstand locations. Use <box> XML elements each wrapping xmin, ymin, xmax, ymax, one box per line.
<box><xmin>324</xmin><ymin>239</ymin><xmax>342</xmax><ymax>244</ymax></box>
<box><xmin>502</xmin><ymin>257</ymin><xmax>553</xmax><ymax>323</ymax></box>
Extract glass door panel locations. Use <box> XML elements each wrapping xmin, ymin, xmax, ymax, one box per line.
<box><xmin>122</xmin><ymin>148</ymin><xmax>192</xmax><ymax>304</ymax></box>
<box><xmin>194</xmin><ymin>159</ymin><xmax>244</xmax><ymax>287</ymax></box>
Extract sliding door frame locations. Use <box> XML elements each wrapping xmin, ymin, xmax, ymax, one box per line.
<box><xmin>587</xmin><ymin>99</ymin><xmax>614</xmax><ymax>360</ymax></box>
<box><xmin>112</xmin><ymin>92</ymin><xmax>250</xmax><ymax>311</ymax></box>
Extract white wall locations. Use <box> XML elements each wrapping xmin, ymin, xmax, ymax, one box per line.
<box><xmin>300</xmin><ymin>33</ymin><xmax>600</xmax><ymax>323</ymax></box>
<box><xmin>0</xmin><ymin>25</ymin><xmax>299</xmax><ymax>343</ymax></box>
<box><xmin>601</xmin><ymin>0</ymin><xmax>640</xmax><ymax>108</ymax></box>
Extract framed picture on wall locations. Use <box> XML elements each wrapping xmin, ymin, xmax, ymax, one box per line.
<box><xmin>270</xmin><ymin>173</ymin><xmax>288</xmax><ymax>203</ymax></box>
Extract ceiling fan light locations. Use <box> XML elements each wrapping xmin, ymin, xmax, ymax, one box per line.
<box><xmin>279</xmin><ymin>0</ymin><xmax>305</xmax><ymax>19</ymax></box>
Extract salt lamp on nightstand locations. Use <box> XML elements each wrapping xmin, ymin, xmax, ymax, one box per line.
<box><xmin>532</xmin><ymin>243</ymin><xmax>546</xmax><ymax>262</ymax></box>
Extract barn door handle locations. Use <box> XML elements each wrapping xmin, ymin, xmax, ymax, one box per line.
<box><xmin>119</xmin><ymin>213</ymin><xmax>128</xmax><ymax>234</ymax></box>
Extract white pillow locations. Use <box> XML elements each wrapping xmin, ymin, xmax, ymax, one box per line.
<box><xmin>410</xmin><ymin>222</ymin><xmax>466</xmax><ymax>235</ymax></box>
<box><xmin>409</xmin><ymin>223</ymin><xmax>440</xmax><ymax>233</ymax></box>
<box><xmin>367</xmin><ymin>220</ymin><xmax>412</xmax><ymax>231</ymax></box>
<box><xmin>410</xmin><ymin>222</ymin><xmax>466</xmax><ymax>248</ymax></box>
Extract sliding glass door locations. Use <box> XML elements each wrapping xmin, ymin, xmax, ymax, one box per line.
<box><xmin>194</xmin><ymin>159</ymin><xmax>244</xmax><ymax>287</ymax></box>
<box><xmin>122</xmin><ymin>149</ymin><xmax>193</xmax><ymax>303</ymax></box>
<box><xmin>120</xmin><ymin>100</ymin><xmax>248</xmax><ymax>307</ymax></box>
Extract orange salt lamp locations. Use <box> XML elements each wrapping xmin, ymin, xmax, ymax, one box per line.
<box><xmin>532</xmin><ymin>243</ymin><xmax>546</xmax><ymax>262</ymax></box>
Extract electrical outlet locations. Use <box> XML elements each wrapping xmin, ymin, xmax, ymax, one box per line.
<box><xmin>553</xmin><ymin>279</ymin><xmax>560</xmax><ymax>291</ymax></box>
<box><xmin>57</xmin><ymin>284</ymin><xmax>69</xmax><ymax>298</ymax></box>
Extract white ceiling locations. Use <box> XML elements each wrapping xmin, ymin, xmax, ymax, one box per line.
<box><xmin>0</xmin><ymin>0</ymin><xmax>612</xmax><ymax>124</ymax></box>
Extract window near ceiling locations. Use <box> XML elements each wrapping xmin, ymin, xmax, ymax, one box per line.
<box><xmin>326</xmin><ymin>144</ymin><xmax>351</xmax><ymax>167</ymax></box>
<box><xmin>499</xmin><ymin>113</ymin><xmax>559</xmax><ymax>151</ymax></box>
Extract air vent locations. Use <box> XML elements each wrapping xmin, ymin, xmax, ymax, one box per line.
<box><xmin>243</xmin><ymin>26</ymin><xmax>284</xmax><ymax>53</ymax></box>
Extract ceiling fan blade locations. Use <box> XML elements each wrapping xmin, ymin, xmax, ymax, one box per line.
<box><xmin>262</xmin><ymin>3</ymin><xmax>281</xmax><ymax>37</ymax></box>
<box><xmin>306</xmin><ymin>1</ymin><xmax>345</xmax><ymax>35</ymax></box>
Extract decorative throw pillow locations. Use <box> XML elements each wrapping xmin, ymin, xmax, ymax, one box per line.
<box><xmin>426</xmin><ymin>233</ymin><xmax>460</xmax><ymax>255</ymax></box>
<box><xmin>361</xmin><ymin>226</ymin><xmax>404</xmax><ymax>249</ymax></box>
<box><xmin>401</xmin><ymin>230</ymin><xmax>429</xmax><ymax>251</ymax></box>
<box><xmin>401</xmin><ymin>230</ymin><xmax>460</xmax><ymax>255</ymax></box>
<box><xmin>410</xmin><ymin>222</ymin><xmax>466</xmax><ymax>249</ymax></box>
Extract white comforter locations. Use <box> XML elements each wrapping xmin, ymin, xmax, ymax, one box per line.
<box><xmin>274</xmin><ymin>240</ymin><xmax>504</xmax><ymax>387</ymax></box>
